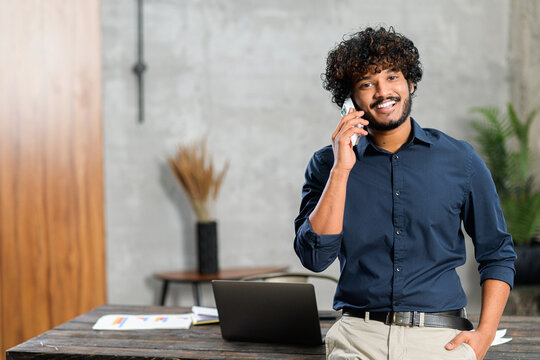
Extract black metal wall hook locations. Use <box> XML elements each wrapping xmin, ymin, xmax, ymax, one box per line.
<box><xmin>133</xmin><ymin>0</ymin><xmax>147</xmax><ymax>124</ymax></box>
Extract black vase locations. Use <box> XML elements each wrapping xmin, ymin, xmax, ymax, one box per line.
<box><xmin>514</xmin><ymin>244</ymin><xmax>540</xmax><ymax>285</ymax></box>
<box><xmin>197</xmin><ymin>221</ymin><xmax>219</xmax><ymax>274</ymax></box>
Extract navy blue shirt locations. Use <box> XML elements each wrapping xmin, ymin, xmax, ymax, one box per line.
<box><xmin>294</xmin><ymin>119</ymin><xmax>516</xmax><ymax>312</ymax></box>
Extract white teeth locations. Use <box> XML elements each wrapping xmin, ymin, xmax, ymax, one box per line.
<box><xmin>377</xmin><ymin>101</ymin><xmax>396</xmax><ymax>109</ymax></box>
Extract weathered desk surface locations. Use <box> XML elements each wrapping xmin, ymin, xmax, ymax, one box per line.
<box><xmin>6</xmin><ymin>305</ymin><xmax>540</xmax><ymax>359</ymax></box>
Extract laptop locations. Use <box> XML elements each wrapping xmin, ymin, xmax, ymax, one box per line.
<box><xmin>211</xmin><ymin>280</ymin><xmax>331</xmax><ymax>346</ymax></box>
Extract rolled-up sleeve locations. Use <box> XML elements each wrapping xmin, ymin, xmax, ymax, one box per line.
<box><xmin>294</xmin><ymin>148</ymin><xmax>342</xmax><ymax>272</ymax></box>
<box><xmin>463</xmin><ymin>149</ymin><xmax>517</xmax><ymax>288</ymax></box>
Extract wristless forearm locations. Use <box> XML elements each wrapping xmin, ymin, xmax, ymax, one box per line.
<box><xmin>477</xmin><ymin>279</ymin><xmax>510</xmax><ymax>335</ymax></box>
<box><xmin>309</xmin><ymin>167</ymin><xmax>350</xmax><ymax>234</ymax></box>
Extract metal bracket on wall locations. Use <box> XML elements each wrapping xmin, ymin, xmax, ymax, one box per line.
<box><xmin>133</xmin><ymin>0</ymin><xmax>147</xmax><ymax>123</ymax></box>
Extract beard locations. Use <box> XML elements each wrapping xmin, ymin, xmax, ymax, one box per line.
<box><xmin>361</xmin><ymin>93</ymin><xmax>412</xmax><ymax>131</ymax></box>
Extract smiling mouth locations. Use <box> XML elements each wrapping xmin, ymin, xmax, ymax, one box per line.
<box><xmin>377</xmin><ymin>100</ymin><xmax>396</xmax><ymax>109</ymax></box>
<box><xmin>371</xmin><ymin>97</ymin><xmax>400</xmax><ymax>113</ymax></box>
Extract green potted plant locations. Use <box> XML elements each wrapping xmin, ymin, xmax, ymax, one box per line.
<box><xmin>470</xmin><ymin>104</ymin><xmax>540</xmax><ymax>284</ymax></box>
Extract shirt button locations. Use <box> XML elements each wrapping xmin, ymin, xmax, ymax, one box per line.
<box><xmin>395</xmin><ymin>191</ymin><xmax>400</xmax><ymax>196</ymax></box>
<box><xmin>396</xmin><ymin>267</ymin><xmax>402</xmax><ymax>272</ymax></box>
<box><xmin>393</xmin><ymin>155</ymin><xmax>399</xmax><ymax>160</ymax></box>
<box><xmin>396</xmin><ymin>230</ymin><xmax>401</xmax><ymax>235</ymax></box>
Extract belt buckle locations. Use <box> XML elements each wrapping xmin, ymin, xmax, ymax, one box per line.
<box><xmin>390</xmin><ymin>311</ymin><xmax>412</xmax><ymax>326</ymax></box>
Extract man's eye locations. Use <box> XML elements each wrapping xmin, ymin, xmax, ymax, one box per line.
<box><xmin>360</xmin><ymin>82</ymin><xmax>372</xmax><ymax>89</ymax></box>
<box><xmin>389</xmin><ymin>75</ymin><xmax>399</xmax><ymax>80</ymax></box>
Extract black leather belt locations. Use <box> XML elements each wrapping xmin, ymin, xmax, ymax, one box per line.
<box><xmin>342</xmin><ymin>307</ymin><xmax>473</xmax><ymax>331</ymax></box>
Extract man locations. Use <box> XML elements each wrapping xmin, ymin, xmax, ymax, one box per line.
<box><xmin>294</xmin><ymin>27</ymin><xmax>516</xmax><ymax>360</ymax></box>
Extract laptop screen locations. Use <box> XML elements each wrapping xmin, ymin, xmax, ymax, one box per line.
<box><xmin>212</xmin><ymin>280</ymin><xmax>324</xmax><ymax>345</ymax></box>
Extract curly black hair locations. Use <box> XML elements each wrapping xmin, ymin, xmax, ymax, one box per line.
<box><xmin>322</xmin><ymin>26</ymin><xmax>423</xmax><ymax>107</ymax></box>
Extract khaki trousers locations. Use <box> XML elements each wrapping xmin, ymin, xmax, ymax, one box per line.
<box><xmin>326</xmin><ymin>314</ymin><xmax>477</xmax><ymax>360</ymax></box>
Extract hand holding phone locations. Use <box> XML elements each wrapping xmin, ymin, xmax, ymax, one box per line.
<box><xmin>341</xmin><ymin>98</ymin><xmax>364</xmax><ymax>145</ymax></box>
<box><xmin>332</xmin><ymin>98</ymin><xmax>368</xmax><ymax>172</ymax></box>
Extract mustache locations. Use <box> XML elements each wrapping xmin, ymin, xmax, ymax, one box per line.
<box><xmin>370</xmin><ymin>96</ymin><xmax>401</xmax><ymax>109</ymax></box>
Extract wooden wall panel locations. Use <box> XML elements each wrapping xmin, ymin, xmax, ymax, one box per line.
<box><xmin>0</xmin><ymin>1</ymin><xmax>106</xmax><ymax>358</ymax></box>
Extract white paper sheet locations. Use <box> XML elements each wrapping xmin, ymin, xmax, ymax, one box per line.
<box><xmin>491</xmin><ymin>329</ymin><xmax>512</xmax><ymax>346</ymax></box>
<box><xmin>191</xmin><ymin>306</ymin><xmax>219</xmax><ymax>325</ymax></box>
<box><xmin>93</xmin><ymin>314</ymin><xmax>192</xmax><ymax>330</ymax></box>
<box><xmin>192</xmin><ymin>306</ymin><xmax>218</xmax><ymax>317</ymax></box>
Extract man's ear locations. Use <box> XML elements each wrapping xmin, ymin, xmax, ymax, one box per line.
<box><xmin>409</xmin><ymin>81</ymin><xmax>415</xmax><ymax>94</ymax></box>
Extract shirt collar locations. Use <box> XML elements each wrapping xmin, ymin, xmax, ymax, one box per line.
<box><xmin>356</xmin><ymin>118</ymin><xmax>433</xmax><ymax>157</ymax></box>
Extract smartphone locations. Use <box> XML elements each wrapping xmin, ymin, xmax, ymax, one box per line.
<box><xmin>340</xmin><ymin>97</ymin><xmax>363</xmax><ymax>145</ymax></box>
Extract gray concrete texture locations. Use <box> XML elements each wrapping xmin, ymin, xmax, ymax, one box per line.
<box><xmin>101</xmin><ymin>0</ymin><xmax>522</xmax><ymax>312</ymax></box>
<box><xmin>509</xmin><ymin>0</ymin><xmax>540</xmax><ymax>184</ymax></box>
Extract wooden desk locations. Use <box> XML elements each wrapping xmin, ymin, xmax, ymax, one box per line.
<box><xmin>6</xmin><ymin>305</ymin><xmax>540</xmax><ymax>359</ymax></box>
<box><xmin>154</xmin><ymin>266</ymin><xmax>287</xmax><ymax>306</ymax></box>
<box><xmin>6</xmin><ymin>305</ymin><xmax>331</xmax><ymax>360</ymax></box>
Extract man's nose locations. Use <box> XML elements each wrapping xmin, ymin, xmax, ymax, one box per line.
<box><xmin>374</xmin><ymin>81</ymin><xmax>391</xmax><ymax>98</ymax></box>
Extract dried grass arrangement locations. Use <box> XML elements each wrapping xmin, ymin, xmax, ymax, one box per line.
<box><xmin>167</xmin><ymin>140</ymin><xmax>229</xmax><ymax>222</ymax></box>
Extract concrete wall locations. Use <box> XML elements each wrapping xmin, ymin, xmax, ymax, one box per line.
<box><xmin>509</xmin><ymin>0</ymin><xmax>540</xmax><ymax>183</ymax></box>
<box><xmin>101</xmin><ymin>0</ymin><xmax>513</xmax><ymax>312</ymax></box>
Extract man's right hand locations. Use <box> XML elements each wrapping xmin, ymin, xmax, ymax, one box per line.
<box><xmin>309</xmin><ymin>108</ymin><xmax>368</xmax><ymax>235</ymax></box>
<box><xmin>331</xmin><ymin>108</ymin><xmax>369</xmax><ymax>171</ymax></box>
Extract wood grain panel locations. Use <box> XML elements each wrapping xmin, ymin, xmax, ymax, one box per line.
<box><xmin>0</xmin><ymin>1</ymin><xmax>106</xmax><ymax>358</ymax></box>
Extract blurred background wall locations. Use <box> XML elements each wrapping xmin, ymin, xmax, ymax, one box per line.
<box><xmin>100</xmin><ymin>0</ymin><xmax>539</xmax><ymax>313</ymax></box>
<box><xmin>509</xmin><ymin>0</ymin><xmax>540</xmax><ymax>183</ymax></box>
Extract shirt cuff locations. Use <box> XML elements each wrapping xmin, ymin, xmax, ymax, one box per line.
<box><xmin>298</xmin><ymin>218</ymin><xmax>343</xmax><ymax>249</ymax></box>
<box><xmin>479</xmin><ymin>262</ymin><xmax>516</xmax><ymax>289</ymax></box>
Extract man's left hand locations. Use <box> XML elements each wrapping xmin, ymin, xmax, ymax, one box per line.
<box><xmin>446</xmin><ymin>330</ymin><xmax>494</xmax><ymax>360</ymax></box>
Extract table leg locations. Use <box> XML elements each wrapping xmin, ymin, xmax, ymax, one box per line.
<box><xmin>193</xmin><ymin>282</ymin><xmax>201</xmax><ymax>306</ymax></box>
<box><xmin>160</xmin><ymin>280</ymin><xmax>170</xmax><ymax>306</ymax></box>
